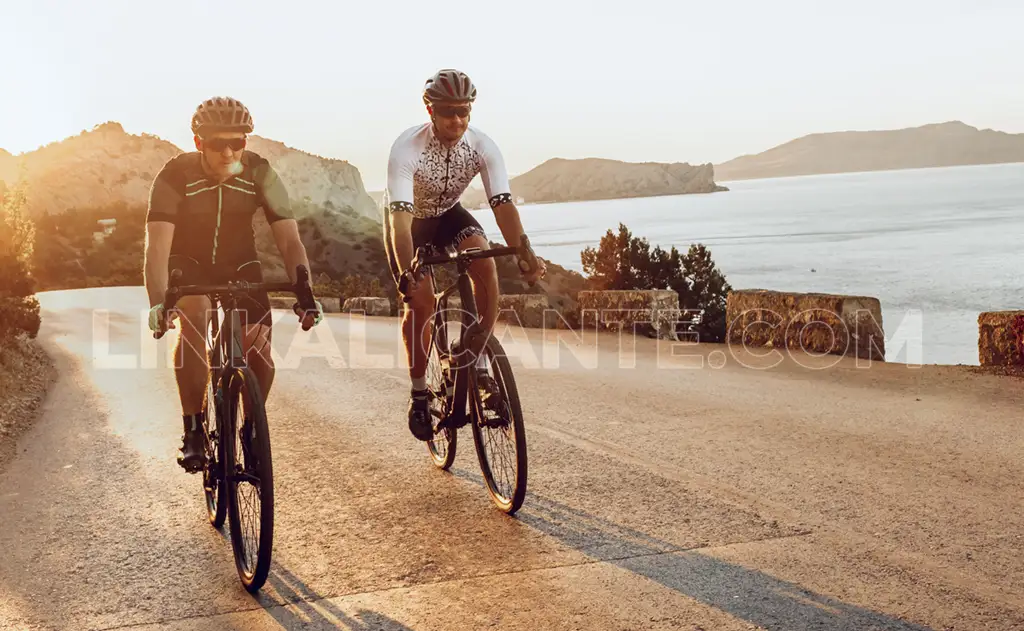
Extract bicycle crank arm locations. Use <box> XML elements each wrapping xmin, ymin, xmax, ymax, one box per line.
<box><xmin>435</xmin><ymin>411</ymin><xmax>470</xmax><ymax>433</ymax></box>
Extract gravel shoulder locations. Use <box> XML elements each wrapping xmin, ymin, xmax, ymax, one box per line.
<box><xmin>0</xmin><ymin>335</ymin><xmax>57</xmax><ymax>475</ymax></box>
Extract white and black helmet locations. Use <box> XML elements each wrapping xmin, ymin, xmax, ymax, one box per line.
<box><xmin>422</xmin><ymin>69</ymin><xmax>477</xmax><ymax>104</ymax></box>
<box><xmin>190</xmin><ymin>97</ymin><xmax>254</xmax><ymax>136</ymax></box>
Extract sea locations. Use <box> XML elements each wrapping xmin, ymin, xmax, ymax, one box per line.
<box><xmin>471</xmin><ymin>162</ymin><xmax>1024</xmax><ymax>366</ymax></box>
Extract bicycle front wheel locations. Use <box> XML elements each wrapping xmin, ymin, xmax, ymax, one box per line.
<box><xmin>470</xmin><ymin>336</ymin><xmax>528</xmax><ymax>515</ymax></box>
<box><xmin>224</xmin><ymin>367</ymin><xmax>274</xmax><ymax>593</ymax></box>
<box><xmin>202</xmin><ymin>370</ymin><xmax>227</xmax><ymax>529</ymax></box>
<box><xmin>426</xmin><ymin>309</ymin><xmax>457</xmax><ymax>469</ymax></box>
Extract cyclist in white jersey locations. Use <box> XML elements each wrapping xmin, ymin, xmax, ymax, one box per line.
<box><xmin>382</xmin><ymin>68</ymin><xmax>546</xmax><ymax>441</ymax></box>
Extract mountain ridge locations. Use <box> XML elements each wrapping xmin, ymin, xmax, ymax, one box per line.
<box><xmin>0</xmin><ymin>122</ymin><xmax>377</xmax><ymax>221</ymax></box>
<box><xmin>714</xmin><ymin>120</ymin><xmax>1024</xmax><ymax>181</ymax></box>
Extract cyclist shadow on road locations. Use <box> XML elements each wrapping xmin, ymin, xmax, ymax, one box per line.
<box><xmin>451</xmin><ymin>469</ymin><xmax>935</xmax><ymax>631</ymax></box>
<box><xmin>205</xmin><ymin>532</ymin><xmax>416</xmax><ymax>631</ymax></box>
<box><xmin>257</xmin><ymin>564</ymin><xmax>416</xmax><ymax>631</ymax></box>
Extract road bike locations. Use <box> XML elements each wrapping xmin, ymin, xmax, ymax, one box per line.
<box><xmin>155</xmin><ymin>264</ymin><xmax>317</xmax><ymax>592</ymax></box>
<box><xmin>406</xmin><ymin>243</ymin><xmax>529</xmax><ymax>515</ymax></box>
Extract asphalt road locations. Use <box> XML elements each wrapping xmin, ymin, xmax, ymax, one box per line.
<box><xmin>1</xmin><ymin>287</ymin><xmax>1022</xmax><ymax>630</ymax></box>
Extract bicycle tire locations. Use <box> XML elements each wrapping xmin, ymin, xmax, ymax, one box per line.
<box><xmin>426</xmin><ymin>309</ymin><xmax>457</xmax><ymax>469</ymax></box>
<box><xmin>203</xmin><ymin>371</ymin><xmax>227</xmax><ymax>529</ymax></box>
<box><xmin>470</xmin><ymin>336</ymin><xmax>528</xmax><ymax>515</ymax></box>
<box><xmin>224</xmin><ymin>367</ymin><xmax>274</xmax><ymax>593</ymax></box>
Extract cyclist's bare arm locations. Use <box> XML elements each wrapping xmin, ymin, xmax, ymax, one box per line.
<box><xmin>386</xmin><ymin>137</ymin><xmax>418</xmax><ymax>275</ymax></box>
<box><xmin>145</xmin><ymin>161</ymin><xmax>188</xmax><ymax>308</ymax></box>
<box><xmin>390</xmin><ymin>210</ymin><xmax>416</xmax><ymax>274</ymax></box>
<box><xmin>257</xmin><ymin>162</ymin><xmax>313</xmax><ymax>284</ymax></box>
<box><xmin>144</xmin><ymin>221</ymin><xmax>174</xmax><ymax>307</ymax></box>
<box><xmin>269</xmin><ymin>219</ymin><xmax>311</xmax><ymax>284</ymax></box>
<box><xmin>491</xmin><ymin>201</ymin><xmax>527</xmax><ymax>248</ymax></box>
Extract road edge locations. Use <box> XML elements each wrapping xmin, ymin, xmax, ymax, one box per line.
<box><xmin>0</xmin><ymin>335</ymin><xmax>57</xmax><ymax>476</ymax></box>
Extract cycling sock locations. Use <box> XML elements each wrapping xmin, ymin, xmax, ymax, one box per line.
<box><xmin>411</xmin><ymin>375</ymin><xmax>427</xmax><ymax>391</ymax></box>
<box><xmin>182</xmin><ymin>411</ymin><xmax>205</xmax><ymax>433</ymax></box>
<box><xmin>475</xmin><ymin>353</ymin><xmax>489</xmax><ymax>371</ymax></box>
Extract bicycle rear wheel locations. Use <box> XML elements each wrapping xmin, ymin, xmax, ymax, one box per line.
<box><xmin>426</xmin><ymin>308</ymin><xmax>457</xmax><ymax>469</ymax></box>
<box><xmin>224</xmin><ymin>367</ymin><xmax>274</xmax><ymax>593</ymax></box>
<box><xmin>470</xmin><ymin>336</ymin><xmax>528</xmax><ymax>515</ymax></box>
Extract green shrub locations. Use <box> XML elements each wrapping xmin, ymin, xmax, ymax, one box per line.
<box><xmin>581</xmin><ymin>223</ymin><xmax>732</xmax><ymax>342</ymax></box>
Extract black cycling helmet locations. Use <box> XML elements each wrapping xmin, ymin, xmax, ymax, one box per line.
<box><xmin>423</xmin><ymin>69</ymin><xmax>477</xmax><ymax>105</ymax></box>
<box><xmin>190</xmin><ymin>97</ymin><xmax>254</xmax><ymax>136</ymax></box>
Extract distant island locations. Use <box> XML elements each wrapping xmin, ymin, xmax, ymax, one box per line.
<box><xmin>714</xmin><ymin>121</ymin><xmax>1024</xmax><ymax>181</ymax></box>
<box><xmin>455</xmin><ymin>157</ymin><xmax>726</xmax><ymax>207</ymax></box>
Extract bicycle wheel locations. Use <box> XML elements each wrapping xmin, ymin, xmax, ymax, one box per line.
<box><xmin>224</xmin><ymin>367</ymin><xmax>274</xmax><ymax>593</ymax></box>
<box><xmin>470</xmin><ymin>336</ymin><xmax>528</xmax><ymax>515</ymax></box>
<box><xmin>203</xmin><ymin>313</ymin><xmax>227</xmax><ymax>528</ymax></box>
<box><xmin>426</xmin><ymin>309</ymin><xmax>457</xmax><ymax>469</ymax></box>
<box><xmin>202</xmin><ymin>369</ymin><xmax>227</xmax><ymax>529</ymax></box>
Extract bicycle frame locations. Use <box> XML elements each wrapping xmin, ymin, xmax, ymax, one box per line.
<box><xmin>433</xmin><ymin>257</ymin><xmax>479</xmax><ymax>431</ymax></box>
<box><xmin>155</xmin><ymin>264</ymin><xmax>317</xmax><ymax>442</ymax></box>
<box><xmin>204</xmin><ymin>293</ymin><xmax>251</xmax><ymax>425</ymax></box>
<box><xmin>415</xmin><ymin>245</ymin><xmax>519</xmax><ymax>433</ymax></box>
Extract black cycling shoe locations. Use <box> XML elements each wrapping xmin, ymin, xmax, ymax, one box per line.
<box><xmin>408</xmin><ymin>390</ymin><xmax>433</xmax><ymax>441</ymax></box>
<box><xmin>177</xmin><ymin>428</ymin><xmax>207</xmax><ymax>473</ymax></box>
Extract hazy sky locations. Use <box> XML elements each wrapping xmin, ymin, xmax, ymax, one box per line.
<box><xmin>2</xmin><ymin>0</ymin><xmax>1022</xmax><ymax>191</ymax></box>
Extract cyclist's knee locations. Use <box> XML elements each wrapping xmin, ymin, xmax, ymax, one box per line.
<box><xmin>470</xmin><ymin>256</ymin><xmax>498</xmax><ymax>286</ymax></box>
<box><xmin>176</xmin><ymin>296</ymin><xmax>211</xmax><ymax>339</ymax></box>
<box><xmin>244</xmin><ymin>326</ymin><xmax>273</xmax><ymax>365</ymax></box>
<box><xmin>404</xmin><ymin>277</ymin><xmax>436</xmax><ymax>314</ymax></box>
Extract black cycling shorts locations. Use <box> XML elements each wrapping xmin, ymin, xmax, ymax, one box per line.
<box><xmin>382</xmin><ymin>202</ymin><xmax>487</xmax><ymax>286</ymax></box>
<box><xmin>167</xmin><ymin>254</ymin><xmax>272</xmax><ymax>330</ymax></box>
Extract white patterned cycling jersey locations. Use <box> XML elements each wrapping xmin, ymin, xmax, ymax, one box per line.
<box><xmin>383</xmin><ymin>123</ymin><xmax>512</xmax><ymax>219</ymax></box>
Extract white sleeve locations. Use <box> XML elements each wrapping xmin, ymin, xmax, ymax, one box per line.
<box><xmin>475</xmin><ymin>130</ymin><xmax>512</xmax><ymax>208</ymax></box>
<box><xmin>385</xmin><ymin>140</ymin><xmax>416</xmax><ymax>214</ymax></box>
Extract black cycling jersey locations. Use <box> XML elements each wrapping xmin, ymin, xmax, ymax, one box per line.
<box><xmin>146</xmin><ymin>151</ymin><xmax>293</xmax><ymax>271</ymax></box>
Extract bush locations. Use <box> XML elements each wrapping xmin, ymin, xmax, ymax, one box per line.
<box><xmin>0</xmin><ymin>181</ymin><xmax>42</xmax><ymax>344</ymax></box>
<box><xmin>30</xmin><ymin>202</ymin><xmax>145</xmax><ymax>291</ymax></box>
<box><xmin>300</xmin><ymin>273</ymin><xmax>389</xmax><ymax>304</ymax></box>
<box><xmin>581</xmin><ymin>223</ymin><xmax>732</xmax><ymax>343</ymax></box>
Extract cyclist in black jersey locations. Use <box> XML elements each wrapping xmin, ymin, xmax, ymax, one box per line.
<box><xmin>383</xmin><ymin>69</ymin><xmax>546</xmax><ymax>441</ymax></box>
<box><xmin>144</xmin><ymin>96</ymin><xmax>323</xmax><ymax>472</ymax></box>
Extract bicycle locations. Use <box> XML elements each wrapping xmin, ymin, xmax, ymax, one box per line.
<box><xmin>154</xmin><ymin>264</ymin><xmax>318</xmax><ymax>593</ymax></box>
<box><xmin>405</xmin><ymin>241</ymin><xmax>530</xmax><ymax>515</ymax></box>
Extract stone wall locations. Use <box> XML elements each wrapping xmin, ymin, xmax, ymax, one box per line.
<box><xmin>342</xmin><ymin>297</ymin><xmax>392</xmax><ymax>316</ymax></box>
<box><xmin>978</xmin><ymin>311</ymin><xmax>1024</xmax><ymax>366</ymax></box>
<box><xmin>726</xmin><ymin>290</ymin><xmax>885</xmax><ymax>361</ymax></box>
<box><xmin>497</xmin><ymin>295</ymin><xmax>549</xmax><ymax>329</ymax></box>
<box><xmin>577</xmin><ymin>290</ymin><xmax>680</xmax><ymax>340</ymax></box>
<box><xmin>431</xmin><ymin>294</ymin><xmax>551</xmax><ymax>329</ymax></box>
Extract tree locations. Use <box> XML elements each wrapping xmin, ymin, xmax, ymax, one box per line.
<box><xmin>580</xmin><ymin>223</ymin><xmax>732</xmax><ymax>342</ymax></box>
<box><xmin>0</xmin><ymin>180</ymin><xmax>42</xmax><ymax>345</ymax></box>
<box><xmin>680</xmin><ymin>243</ymin><xmax>731</xmax><ymax>343</ymax></box>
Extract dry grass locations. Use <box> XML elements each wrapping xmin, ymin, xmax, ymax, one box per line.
<box><xmin>0</xmin><ymin>335</ymin><xmax>56</xmax><ymax>473</ymax></box>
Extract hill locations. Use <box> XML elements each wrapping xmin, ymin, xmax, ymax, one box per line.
<box><xmin>0</xmin><ymin>122</ymin><xmax>377</xmax><ymax>221</ymax></box>
<box><xmin>714</xmin><ymin>121</ymin><xmax>1024</xmax><ymax>181</ymax></box>
<box><xmin>460</xmin><ymin>157</ymin><xmax>726</xmax><ymax>207</ymax></box>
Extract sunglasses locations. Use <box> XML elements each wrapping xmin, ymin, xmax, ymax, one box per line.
<box><xmin>434</xmin><ymin>105</ymin><xmax>471</xmax><ymax>119</ymax></box>
<box><xmin>203</xmin><ymin>137</ymin><xmax>246</xmax><ymax>152</ymax></box>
